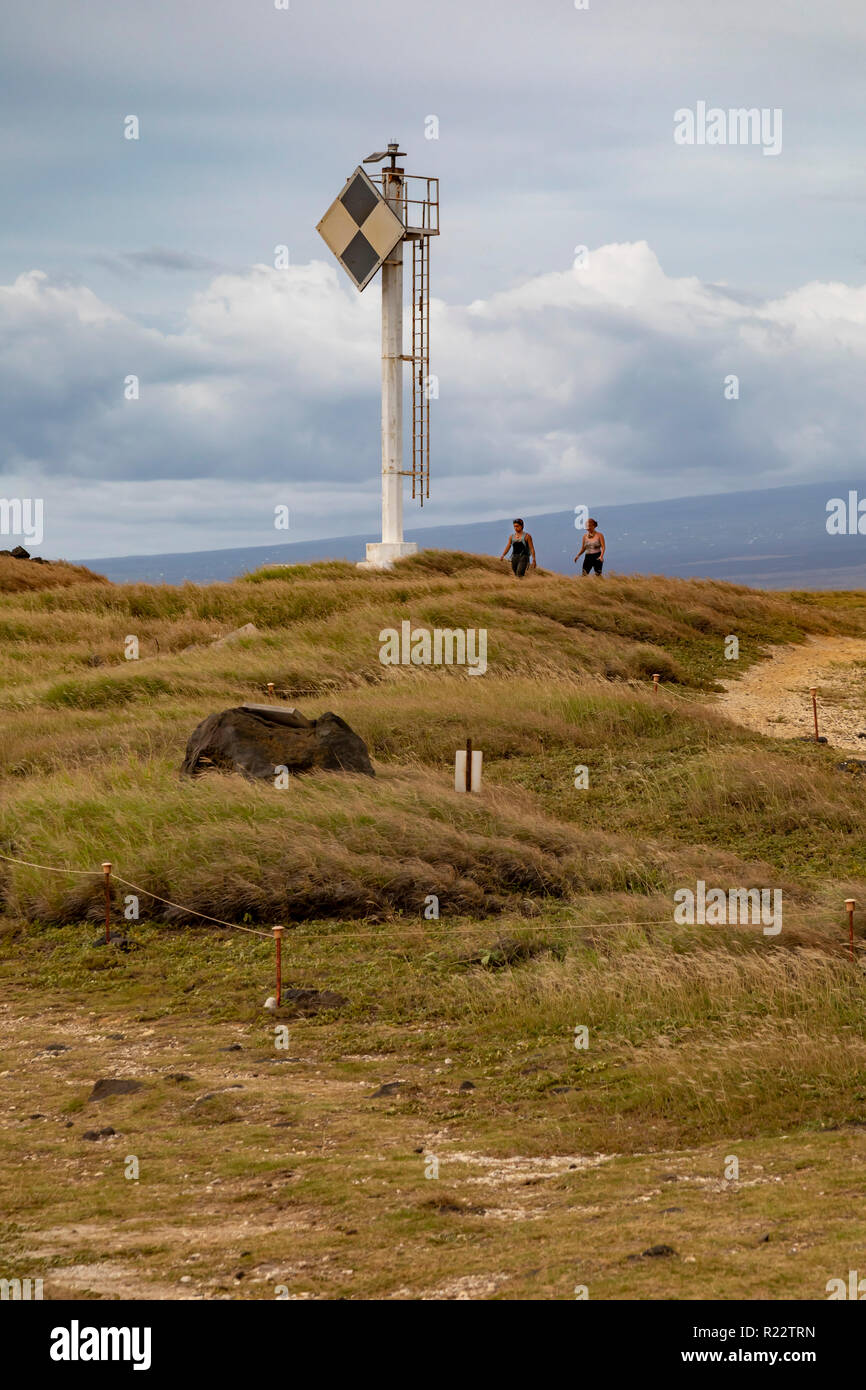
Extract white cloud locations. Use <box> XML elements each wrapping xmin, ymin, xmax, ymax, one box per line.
<box><xmin>1</xmin><ymin>241</ymin><xmax>865</xmax><ymax>557</ymax></box>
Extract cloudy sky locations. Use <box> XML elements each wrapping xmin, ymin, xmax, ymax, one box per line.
<box><xmin>2</xmin><ymin>0</ymin><xmax>865</xmax><ymax>559</ymax></box>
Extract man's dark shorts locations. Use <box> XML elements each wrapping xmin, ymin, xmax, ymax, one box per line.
<box><xmin>582</xmin><ymin>553</ymin><xmax>603</xmax><ymax>575</ymax></box>
<box><xmin>511</xmin><ymin>553</ymin><xmax>529</xmax><ymax>577</ymax></box>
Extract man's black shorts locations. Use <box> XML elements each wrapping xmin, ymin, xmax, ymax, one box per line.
<box><xmin>511</xmin><ymin>553</ymin><xmax>529</xmax><ymax>577</ymax></box>
<box><xmin>582</xmin><ymin>553</ymin><xmax>603</xmax><ymax>575</ymax></box>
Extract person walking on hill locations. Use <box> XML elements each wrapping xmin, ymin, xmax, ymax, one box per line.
<box><xmin>500</xmin><ymin>519</ymin><xmax>536</xmax><ymax>577</ymax></box>
<box><xmin>574</xmin><ymin>518</ymin><xmax>605</xmax><ymax>576</ymax></box>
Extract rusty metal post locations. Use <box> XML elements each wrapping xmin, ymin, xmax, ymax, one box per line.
<box><xmin>273</xmin><ymin>926</ymin><xmax>283</xmax><ymax>1006</ymax></box>
<box><xmin>102</xmin><ymin>862</ymin><xmax>112</xmax><ymax>944</ymax></box>
<box><xmin>846</xmin><ymin>899</ymin><xmax>855</xmax><ymax>963</ymax></box>
<box><xmin>465</xmin><ymin>737</ymin><xmax>472</xmax><ymax>792</ymax></box>
<box><xmin>652</xmin><ymin>673</ymin><xmax>660</xmax><ymax>695</ymax></box>
<box><xmin>811</xmin><ymin>687</ymin><xmax>819</xmax><ymax>742</ymax></box>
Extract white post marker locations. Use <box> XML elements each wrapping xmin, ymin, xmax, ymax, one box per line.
<box><xmin>455</xmin><ymin>745</ymin><xmax>483</xmax><ymax>793</ymax></box>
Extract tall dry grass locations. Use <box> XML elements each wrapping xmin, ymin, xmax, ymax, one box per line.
<box><xmin>2</xmin><ymin>550</ymin><xmax>866</xmax><ymax>922</ymax></box>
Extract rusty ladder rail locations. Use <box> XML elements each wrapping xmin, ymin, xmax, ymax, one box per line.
<box><xmin>410</xmin><ymin>232</ymin><xmax>430</xmax><ymax>503</ymax></box>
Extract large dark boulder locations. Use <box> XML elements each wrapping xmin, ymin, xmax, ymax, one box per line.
<box><xmin>181</xmin><ymin>705</ymin><xmax>374</xmax><ymax>780</ymax></box>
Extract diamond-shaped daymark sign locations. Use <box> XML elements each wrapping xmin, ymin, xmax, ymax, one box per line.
<box><xmin>316</xmin><ymin>165</ymin><xmax>405</xmax><ymax>292</ymax></box>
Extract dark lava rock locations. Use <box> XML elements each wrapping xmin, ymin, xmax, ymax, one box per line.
<box><xmin>91</xmin><ymin>932</ymin><xmax>131</xmax><ymax>949</ymax></box>
<box><xmin>370</xmin><ymin>1082</ymin><xmax>404</xmax><ymax>1098</ymax></box>
<box><xmin>799</xmin><ymin>735</ymin><xmax>828</xmax><ymax>744</ymax></box>
<box><xmin>193</xmin><ymin>1086</ymin><xmax>243</xmax><ymax>1106</ymax></box>
<box><xmin>642</xmin><ymin>1244</ymin><xmax>677</xmax><ymax>1258</ymax></box>
<box><xmin>424</xmin><ymin>1196</ymin><xmax>487</xmax><ymax>1216</ymax></box>
<box><xmin>459</xmin><ymin>1080</ymin><xmax>476</xmax><ymax>1091</ymax></box>
<box><xmin>165</xmin><ymin>1073</ymin><xmax>193</xmax><ymax>1082</ymax></box>
<box><xmin>181</xmin><ymin>706</ymin><xmax>374</xmax><ymax>780</ymax></box>
<box><xmin>10</xmin><ymin>545</ymin><xmax>30</xmax><ymax>560</ymax></box>
<box><xmin>44</xmin><ymin>1044</ymin><xmax>69</xmax><ymax>1054</ymax></box>
<box><xmin>88</xmin><ymin>1078</ymin><xmax>146</xmax><ymax>1102</ymax></box>
<box><xmin>838</xmin><ymin>760</ymin><xmax>866</xmax><ymax>773</ymax></box>
<box><xmin>81</xmin><ymin>1126</ymin><xmax>116</xmax><ymax>1141</ymax></box>
<box><xmin>220</xmin><ymin>1044</ymin><xmax>243</xmax><ymax>1052</ymax></box>
<box><xmin>275</xmin><ymin>988</ymin><xmax>347</xmax><ymax>1016</ymax></box>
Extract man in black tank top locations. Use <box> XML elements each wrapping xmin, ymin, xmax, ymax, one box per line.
<box><xmin>500</xmin><ymin>519</ymin><xmax>536</xmax><ymax>577</ymax></box>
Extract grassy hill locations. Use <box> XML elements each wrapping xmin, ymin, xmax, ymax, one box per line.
<box><xmin>1</xmin><ymin>553</ymin><xmax>866</xmax><ymax>1300</ymax></box>
<box><xmin>0</xmin><ymin>553</ymin><xmax>109</xmax><ymax>593</ymax></box>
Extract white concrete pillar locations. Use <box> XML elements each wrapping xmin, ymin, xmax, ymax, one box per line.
<box><xmin>360</xmin><ymin>163</ymin><xmax>418</xmax><ymax>570</ymax></box>
<box><xmin>381</xmin><ymin>169</ymin><xmax>403</xmax><ymax>546</ymax></box>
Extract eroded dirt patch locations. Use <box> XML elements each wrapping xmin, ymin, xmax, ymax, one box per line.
<box><xmin>716</xmin><ymin>636</ymin><xmax>866</xmax><ymax>750</ymax></box>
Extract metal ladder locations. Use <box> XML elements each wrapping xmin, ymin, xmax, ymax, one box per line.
<box><xmin>410</xmin><ymin>233</ymin><xmax>430</xmax><ymax>504</ymax></box>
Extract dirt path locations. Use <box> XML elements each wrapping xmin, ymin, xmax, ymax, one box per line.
<box><xmin>716</xmin><ymin>635</ymin><xmax>866</xmax><ymax>751</ymax></box>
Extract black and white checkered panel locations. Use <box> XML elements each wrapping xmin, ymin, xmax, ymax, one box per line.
<box><xmin>316</xmin><ymin>167</ymin><xmax>405</xmax><ymax>291</ymax></box>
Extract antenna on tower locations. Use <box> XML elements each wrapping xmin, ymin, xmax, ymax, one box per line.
<box><xmin>316</xmin><ymin>142</ymin><xmax>439</xmax><ymax>568</ymax></box>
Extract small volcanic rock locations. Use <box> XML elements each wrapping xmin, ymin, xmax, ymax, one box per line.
<box><xmin>88</xmin><ymin>1078</ymin><xmax>146</xmax><ymax>1102</ymax></box>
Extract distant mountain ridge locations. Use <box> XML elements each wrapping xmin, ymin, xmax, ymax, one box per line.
<box><xmin>78</xmin><ymin>480</ymin><xmax>866</xmax><ymax>589</ymax></box>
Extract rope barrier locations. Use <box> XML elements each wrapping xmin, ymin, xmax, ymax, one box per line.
<box><xmin>110</xmin><ymin>873</ymin><xmax>271</xmax><ymax>939</ymax></box>
<box><xmin>0</xmin><ymin>850</ymin><xmax>858</xmax><ymax>953</ymax></box>
<box><xmin>282</xmin><ymin>917</ymin><xmax>683</xmax><ymax>938</ymax></box>
<box><xmin>265</xmin><ymin>918</ymin><xmax>862</xmax><ymax>944</ymax></box>
<box><xmin>0</xmin><ymin>850</ymin><xmax>102</xmax><ymax>877</ymax></box>
<box><xmin>0</xmin><ymin>851</ymin><xmax>696</xmax><ymax>937</ymax></box>
<box><xmin>0</xmin><ymin>849</ymin><xmax>271</xmax><ymax>939</ymax></box>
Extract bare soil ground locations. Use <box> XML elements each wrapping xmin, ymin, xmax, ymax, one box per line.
<box><xmin>3</xmin><ymin>990</ymin><xmax>864</xmax><ymax>1301</ymax></box>
<box><xmin>716</xmin><ymin>637</ymin><xmax>866</xmax><ymax>751</ymax></box>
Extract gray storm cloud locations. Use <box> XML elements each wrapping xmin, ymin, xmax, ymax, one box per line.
<box><xmin>1</xmin><ymin>241</ymin><xmax>865</xmax><ymax>556</ymax></box>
